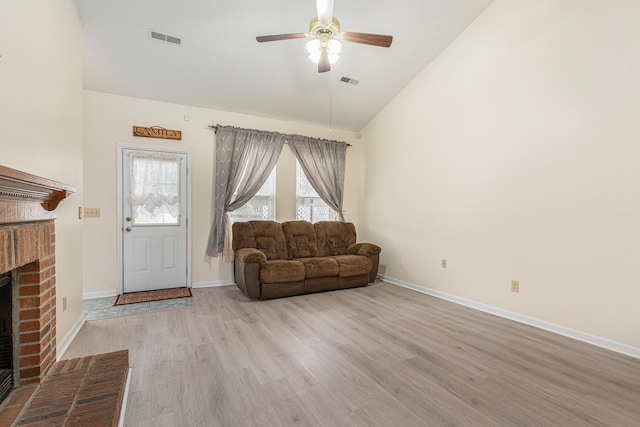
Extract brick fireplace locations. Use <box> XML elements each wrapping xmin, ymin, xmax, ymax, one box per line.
<box><xmin>0</xmin><ymin>165</ymin><xmax>75</xmax><ymax>402</ymax></box>
<box><xmin>0</xmin><ymin>221</ymin><xmax>57</xmax><ymax>388</ymax></box>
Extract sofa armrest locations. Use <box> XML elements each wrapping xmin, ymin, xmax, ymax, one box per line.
<box><xmin>348</xmin><ymin>243</ymin><xmax>381</xmax><ymax>283</ymax></box>
<box><xmin>234</xmin><ymin>248</ymin><xmax>266</xmax><ymax>299</ymax></box>
<box><xmin>235</xmin><ymin>248</ymin><xmax>267</xmax><ymax>264</ymax></box>
<box><xmin>347</xmin><ymin>243</ymin><xmax>381</xmax><ymax>257</ymax></box>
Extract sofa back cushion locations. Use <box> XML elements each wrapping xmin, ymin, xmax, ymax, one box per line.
<box><xmin>232</xmin><ymin>220</ymin><xmax>288</xmax><ymax>260</ymax></box>
<box><xmin>314</xmin><ymin>221</ymin><xmax>357</xmax><ymax>257</ymax></box>
<box><xmin>249</xmin><ymin>220</ymin><xmax>288</xmax><ymax>260</ymax></box>
<box><xmin>232</xmin><ymin>222</ymin><xmax>256</xmax><ymax>251</ymax></box>
<box><xmin>282</xmin><ymin>221</ymin><xmax>319</xmax><ymax>259</ymax></box>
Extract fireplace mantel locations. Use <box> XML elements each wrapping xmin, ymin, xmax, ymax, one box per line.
<box><xmin>0</xmin><ymin>165</ymin><xmax>77</xmax><ymax>223</ymax></box>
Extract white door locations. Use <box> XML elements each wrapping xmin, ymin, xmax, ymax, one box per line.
<box><xmin>122</xmin><ymin>149</ymin><xmax>188</xmax><ymax>293</ymax></box>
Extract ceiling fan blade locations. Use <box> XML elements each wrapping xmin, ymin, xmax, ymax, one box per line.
<box><xmin>317</xmin><ymin>0</ymin><xmax>334</xmax><ymax>26</ymax></box>
<box><xmin>318</xmin><ymin>48</ymin><xmax>331</xmax><ymax>73</ymax></box>
<box><xmin>342</xmin><ymin>32</ymin><xmax>393</xmax><ymax>48</ymax></box>
<box><xmin>256</xmin><ymin>33</ymin><xmax>307</xmax><ymax>43</ymax></box>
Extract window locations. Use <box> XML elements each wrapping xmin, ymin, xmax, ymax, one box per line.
<box><xmin>129</xmin><ymin>153</ymin><xmax>182</xmax><ymax>225</ymax></box>
<box><xmin>296</xmin><ymin>161</ymin><xmax>335</xmax><ymax>223</ymax></box>
<box><xmin>228</xmin><ymin>169</ymin><xmax>276</xmax><ymax>222</ymax></box>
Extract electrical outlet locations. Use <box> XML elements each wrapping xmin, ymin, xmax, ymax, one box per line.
<box><xmin>84</xmin><ymin>207</ymin><xmax>101</xmax><ymax>218</ymax></box>
<box><xmin>63</xmin><ymin>296</ymin><xmax>67</xmax><ymax>311</ymax></box>
<box><xmin>441</xmin><ymin>259</ymin><xmax>447</xmax><ymax>268</ymax></box>
<box><xmin>511</xmin><ymin>280</ymin><xmax>520</xmax><ymax>293</ymax></box>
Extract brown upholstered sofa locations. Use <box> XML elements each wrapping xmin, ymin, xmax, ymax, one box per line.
<box><xmin>232</xmin><ymin>220</ymin><xmax>381</xmax><ymax>300</ymax></box>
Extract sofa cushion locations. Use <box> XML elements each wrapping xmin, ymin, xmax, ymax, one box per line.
<box><xmin>314</xmin><ymin>222</ymin><xmax>357</xmax><ymax>256</ymax></box>
<box><xmin>232</xmin><ymin>222</ymin><xmax>256</xmax><ymax>251</ymax></box>
<box><xmin>260</xmin><ymin>260</ymin><xmax>305</xmax><ymax>283</ymax></box>
<box><xmin>282</xmin><ymin>220</ymin><xmax>319</xmax><ymax>259</ymax></box>
<box><xmin>331</xmin><ymin>255</ymin><xmax>372</xmax><ymax>277</ymax></box>
<box><xmin>249</xmin><ymin>220</ymin><xmax>288</xmax><ymax>260</ymax></box>
<box><xmin>297</xmin><ymin>257</ymin><xmax>339</xmax><ymax>279</ymax></box>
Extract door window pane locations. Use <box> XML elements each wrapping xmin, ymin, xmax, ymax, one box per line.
<box><xmin>129</xmin><ymin>153</ymin><xmax>182</xmax><ymax>225</ymax></box>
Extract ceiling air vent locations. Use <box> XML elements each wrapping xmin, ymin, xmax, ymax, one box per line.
<box><xmin>340</xmin><ymin>77</ymin><xmax>359</xmax><ymax>85</ymax></box>
<box><xmin>149</xmin><ymin>30</ymin><xmax>182</xmax><ymax>46</ymax></box>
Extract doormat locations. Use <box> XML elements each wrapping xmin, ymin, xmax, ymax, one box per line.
<box><xmin>114</xmin><ymin>287</ymin><xmax>192</xmax><ymax>306</ymax></box>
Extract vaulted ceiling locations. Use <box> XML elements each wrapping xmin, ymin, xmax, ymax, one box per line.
<box><xmin>76</xmin><ymin>0</ymin><xmax>493</xmax><ymax>131</ymax></box>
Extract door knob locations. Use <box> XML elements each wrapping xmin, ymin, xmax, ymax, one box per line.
<box><xmin>125</xmin><ymin>217</ymin><xmax>132</xmax><ymax>222</ymax></box>
<box><xmin>125</xmin><ymin>227</ymin><xmax>132</xmax><ymax>232</ymax></box>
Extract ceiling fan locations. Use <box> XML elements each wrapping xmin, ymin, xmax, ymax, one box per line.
<box><xmin>256</xmin><ymin>0</ymin><xmax>393</xmax><ymax>73</ymax></box>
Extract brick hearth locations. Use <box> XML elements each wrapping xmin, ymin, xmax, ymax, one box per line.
<box><xmin>0</xmin><ymin>221</ymin><xmax>57</xmax><ymax>387</ymax></box>
<box><xmin>0</xmin><ymin>350</ymin><xmax>129</xmax><ymax>427</ymax></box>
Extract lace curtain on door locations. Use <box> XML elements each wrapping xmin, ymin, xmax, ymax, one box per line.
<box><xmin>128</xmin><ymin>151</ymin><xmax>182</xmax><ymax>224</ymax></box>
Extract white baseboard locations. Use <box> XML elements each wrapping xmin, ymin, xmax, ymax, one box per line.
<box><xmin>191</xmin><ymin>280</ymin><xmax>235</xmax><ymax>289</ymax></box>
<box><xmin>83</xmin><ymin>290</ymin><xmax>118</xmax><ymax>300</ymax></box>
<box><xmin>57</xmin><ymin>314</ymin><xmax>86</xmax><ymax>361</ymax></box>
<box><xmin>378</xmin><ymin>275</ymin><xmax>640</xmax><ymax>360</ymax></box>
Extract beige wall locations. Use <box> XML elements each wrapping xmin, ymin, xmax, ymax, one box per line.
<box><xmin>82</xmin><ymin>90</ymin><xmax>361</xmax><ymax>294</ymax></box>
<box><xmin>361</xmin><ymin>0</ymin><xmax>640</xmax><ymax>348</ymax></box>
<box><xmin>0</xmin><ymin>1</ymin><xmax>84</xmax><ymax>342</ymax></box>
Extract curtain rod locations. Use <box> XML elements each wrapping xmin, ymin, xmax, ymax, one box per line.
<box><xmin>208</xmin><ymin>125</ymin><xmax>352</xmax><ymax>147</ymax></box>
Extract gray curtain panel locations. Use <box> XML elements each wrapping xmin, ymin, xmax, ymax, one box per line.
<box><xmin>288</xmin><ymin>135</ymin><xmax>347</xmax><ymax>221</ymax></box>
<box><xmin>206</xmin><ymin>126</ymin><xmax>285</xmax><ymax>257</ymax></box>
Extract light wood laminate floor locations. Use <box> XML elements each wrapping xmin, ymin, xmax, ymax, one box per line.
<box><xmin>64</xmin><ymin>282</ymin><xmax>640</xmax><ymax>426</ymax></box>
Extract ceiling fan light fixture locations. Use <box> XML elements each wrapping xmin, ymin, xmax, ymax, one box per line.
<box><xmin>307</xmin><ymin>40</ymin><xmax>321</xmax><ymax>63</ymax></box>
<box><xmin>306</xmin><ymin>39</ymin><xmax>341</xmax><ymax>64</ymax></box>
<box><xmin>328</xmin><ymin>39</ymin><xmax>342</xmax><ymax>54</ymax></box>
<box><xmin>306</xmin><ymin>39</ymin><xmax>321</xmax><ymax>55</ymax></box>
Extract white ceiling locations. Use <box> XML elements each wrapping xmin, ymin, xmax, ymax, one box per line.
<box><xmin>76</xmin><ymin>0</ymin><xmax>493</xmax><ymax>132</ymax></box>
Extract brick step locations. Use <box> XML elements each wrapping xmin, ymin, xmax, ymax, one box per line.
<box><xmin>12</xmin><ymin>350</ymin><xmax>129</xmax><ymax>427</ymax></box>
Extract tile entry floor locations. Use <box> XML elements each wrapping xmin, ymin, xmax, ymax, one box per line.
<box><xmin>83</xmin><ymin>293</ymin><xmax>196</xmax><ymax>320</ymax></box>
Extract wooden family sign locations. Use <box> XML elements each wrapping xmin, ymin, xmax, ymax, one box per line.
<box><xmin>133</xmin><ymin>126</ymin><xmax>182</xmax><ymax>140</ymax></box>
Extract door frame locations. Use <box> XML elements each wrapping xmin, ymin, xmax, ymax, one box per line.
<box><xmin>116</xmin><ymin>142</ymin><xmax>192</xmax><ymax>294</ymax></box>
